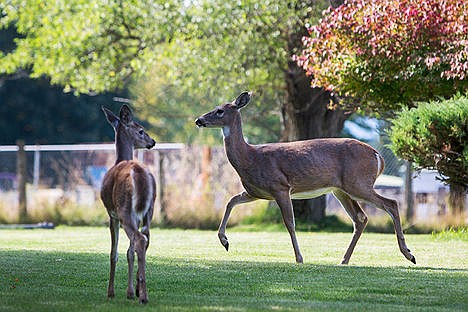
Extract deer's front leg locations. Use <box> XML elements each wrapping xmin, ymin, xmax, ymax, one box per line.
<box><xmin>108</xmin><ymin>217</ymin><xmax>120</xmax><ymax>298</ymax></box>
<box><xmin>218</xmin><ymin>192</ymin><xmax>256</xmax><ymax>251</ymax></box>
<box><xmin>274</xmin><ymin>192</ymin><xmax>303</xmax><ymax>264</ymax></box>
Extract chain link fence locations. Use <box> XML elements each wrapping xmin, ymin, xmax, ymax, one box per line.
<box><xmin>0</xmin><ymin>142</ymin><xmax>463</xmax><ymax>228</ymax></box>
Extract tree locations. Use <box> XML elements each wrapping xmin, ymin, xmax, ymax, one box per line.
<box><xmin>295</xmin><ymin>0</ymin><xmax>468</xmax><ymax>115</ymax></box>
<box><xmin>0</xmin><ymin>0</ymin><xmax>181</xmax><ymax>94</ymax></box>
<box><xmin>130</xmin><ymin>0</ymin><xmax>349</xmax><ymax>223</ymax></box>
<box><xmin>0</xmin><ymin>27</ymin><xmax>125</xmax><ymax>146</ymax></box>
<box><xmin>389</xmin><ymin>95</ymin><xmax>468</xmax><ymax>218</ymax></box>
<box><xmin>0</xmin><ymin>77</ymin><xmax>124</xmax><ymax>145</ymax></box>
<box><xmin>295</xmin><ymin>0</ymin><xmax>467</xmax><ymax>222</ymax></box>
<box><xmin>1</xmin><ymin>0</ymin><xmax>350</xmax><ymax>223</ymax></box>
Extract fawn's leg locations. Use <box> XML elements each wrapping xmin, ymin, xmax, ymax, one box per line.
<box><xmin>108</xmin><ymin>217</ymin><xmax>119</xmax><ymax>298</ymax></box>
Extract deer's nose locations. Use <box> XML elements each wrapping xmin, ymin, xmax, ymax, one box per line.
<box><xmin>146</xmin><ymin>139</ymin><xmax>156</xmax><ymax>149</ymax></box>
<box><xmin>195</xmin><ymin>118</ymin><xmax>206</xmax><ymax>127</ymax></box>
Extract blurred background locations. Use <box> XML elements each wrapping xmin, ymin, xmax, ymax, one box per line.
<box><xmin>0</xmin><ymin>0</ymin><xmax>466</xmax><ymax>231</ymax></box>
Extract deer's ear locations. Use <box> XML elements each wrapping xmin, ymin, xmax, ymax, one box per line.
<box><xmin>234</xmin><ymin>91</ymin><xmax>252</xmax><ymax>109</ymax></box>
<box><xmin>119</xmin><ymin>104</ymin><xmax>134</xmax><ymax>125</ymax></box>
<box><xmin>102</xmin><ymin>106</ymin><xmax>119</xmax><ymax>129</ymax></box>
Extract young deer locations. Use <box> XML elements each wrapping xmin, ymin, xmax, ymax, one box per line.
<box><xmin>195</xmin><ymin>92</ymin><xmax>415</xmax><ymax>265</ymax></box>
<box><xmin>101</xmin><ymin>105</ymin><xmax>156</xmax><ymax>304</ymax></box>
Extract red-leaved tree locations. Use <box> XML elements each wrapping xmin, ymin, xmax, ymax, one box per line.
<box><xmin>295</xmin><ymin>0</ymin><xmax>468</xmax><ymax>115</ymax></box>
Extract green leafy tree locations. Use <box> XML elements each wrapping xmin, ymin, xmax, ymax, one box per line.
<box><xmin>130</xmin><ymin>0</ymin><xmax>351</xmax><ymax>222</ymax></box>
<box><xmin>0</xmin><ymin>0</ymin><xmax>181</xmax><ymax>93</ymax></box>
<box><xmin>1</xmin><ymin>0</ymin><xmax>351</xmax><ymax>223</ymax></box>
<box><xmin>295</xmin><ymin>0</ymin><xmax>468</xmax><ymax>115</ymax></box>
<box><xmin>0</xmin><ymin>27</ymin><xmax>125</xmax><ymax>146</ymax></box>
<box><xmin>0</xmin><ymin>77</ymin><xmax>123</xmax><ymax>145</ymax></box>
<box><xmin>389</xmin><ymin>95</ymin><xmax>468</xmax><ymax>217</ymax></box>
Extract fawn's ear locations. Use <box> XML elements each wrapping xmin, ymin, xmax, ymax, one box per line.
<box><xmin>119</xmin><ymin>104</ymin><xmax>134</xmax><ymax>125</ymax></box>
<box><xmin>102</xmin><ymin>106</ymin><xmax>119</xmax><ymax>129</ymax></box>
<box><xmin>234</xmin><ymin>91</ymin><xmax>252</xmax><ymax>109</ymax></box>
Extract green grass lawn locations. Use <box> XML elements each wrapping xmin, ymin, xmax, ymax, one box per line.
<box><xmin>0</xmin><ymin>227</ymin><xmax>467</xmax><ymax>311</ymax></box>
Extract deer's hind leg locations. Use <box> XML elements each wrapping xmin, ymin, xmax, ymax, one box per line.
<box><xmin>136</xmin><ymin>207</ymin><xmax>153</xmax><ymax>298</ymax></box>
<box><xmin>134</xmin><ymin>230</ymin><xmax>149</xmax><ymax>304</ymax></box>
<box><xmin>333</xmin><ymin>189</ymin><xmax>368</xmax><ymax>265</ymax></box>
<box><xmin>122</xmin><ymin>221</ymin><xmax>149</xmax><ymax>304</ymax></box>
<box><xmin>122</xmin><ymin>221</ymin><xmax>138</xmax><ymax>300</ymax></box>
<box><xmin>351</xmin><ymin>189</ymin><xmax>416</xmax><ymax>264</ymax></box>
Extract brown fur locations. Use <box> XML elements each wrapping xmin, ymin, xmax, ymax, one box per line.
<box><xmin>196</xmin><ymin>92</ymin><xmax>415</xmax><ymax>265</ymax></box>
<box><xmin>101</xmin><ymin>105</ymin><xmax>156</xmax><ymax>304</ymax></box>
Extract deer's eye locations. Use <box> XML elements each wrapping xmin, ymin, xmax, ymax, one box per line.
<box><xmin>138</xmin><ymin>129</ymin><xmax>144</xmax><ymax>135</ymax></box>
<box><xmin>216</xmin><ymin>109</ymin><xmax>224</xmax><ymax>117</ymax></box>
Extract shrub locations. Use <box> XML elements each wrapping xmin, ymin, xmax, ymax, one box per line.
<box><xmin>389</xmin><ymin>95</ymin><xmax>468</xmax><ymax>217</ymax></box>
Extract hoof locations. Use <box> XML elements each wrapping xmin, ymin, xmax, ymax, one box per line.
<box><xmin>139</xmin><ymin>298</ymin><xmax>148</xmax><ymax>304</ymax></box>
<box><xmin>218</xmin><ymin>234</ymin><xmax>229</xmax><ymax>251</ymax></box>
<box><xmin>410</xmin><ymin>256</ymin><xmax>416</xmax><ymax>264</ymax></box>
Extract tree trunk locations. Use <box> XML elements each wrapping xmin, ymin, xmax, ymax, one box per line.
<box><xmin>448</xmin><ymin>183</ymin><xmax>466</xmax><ymax>222</ymax></box>
<box><xmin>281</xmin><ymin>0</ymin><xmax>348</xmax><ymax>224</ymax></box>
<box><xmin>329</xmin><ymin>0</ymin><xmax>345</xmax><ymax>9</ymax></box>
<box><xmin>283</xmin><ymin>61</ymin><xmax>347</xmax><ymax>223</ymax></box>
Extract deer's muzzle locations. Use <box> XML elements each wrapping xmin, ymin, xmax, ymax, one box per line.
<box><xmin>195</xmin><ymin>118</ymin><xmax>206</xmax><ymax>128</ymax></box>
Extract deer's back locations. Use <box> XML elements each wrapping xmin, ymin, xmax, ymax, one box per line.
<box><xmin>237</xmin><ymin>138</ymin><xmax>381</xmax><ymax>198</ymax></box>
<box><xmin>101</xmin><ymin>160</ymin><xmax>156</xmax><ymax>220</ymax></box>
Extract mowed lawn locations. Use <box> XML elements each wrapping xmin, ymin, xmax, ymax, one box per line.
<box><xmin>0</xmin><ymin>227</ymin><xmax>467</xmax><ymax>311</ymax></box>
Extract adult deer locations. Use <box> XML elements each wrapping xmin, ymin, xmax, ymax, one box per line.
<box><xmin>195</xmin><ymin>91</ymin><xmax>415</xmax><ymax>265</ymax></box>
<box><xmin>101</xmin><ymin>104</ymin><xmax>156</xmax><ymax>304</ymax></box>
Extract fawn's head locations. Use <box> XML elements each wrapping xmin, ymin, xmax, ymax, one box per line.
<box><xmin>102</xmin><ymin>104</ymin><xmax>155</xmax><ymax>149</ymax></box>
<box><xmin>195</xmin><ymin>91</ymin><xmax>252</xmax><ymax>129</ymax></box>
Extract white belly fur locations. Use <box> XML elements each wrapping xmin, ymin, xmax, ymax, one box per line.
<box><xmin>290</xmin><ymin>187</ymin><xmax>338</xmax><ymax>200</ymax></box>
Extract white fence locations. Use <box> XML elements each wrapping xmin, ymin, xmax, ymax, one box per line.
<box><xmin>0</xmin><ymin>143</ymin><xmax>464</xmax><ymax>226</ymax></box>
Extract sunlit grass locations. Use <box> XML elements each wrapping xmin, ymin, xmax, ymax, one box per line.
<box><xmin>1</xmin><ymin>227</ymin><xmax>467</xmax><ymax>311</ymax></box>
<box><xmin>432</xmin><ymin>226</ymin><xmax>468</xmax><ymax>241</ymax></box>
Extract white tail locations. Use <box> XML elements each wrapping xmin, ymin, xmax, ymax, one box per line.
<box><xmin>100</xmin><ymin>105</ymin><xmax>156</xmax><ymax>304</ymax></box>
<box><xmin>195</xmin><ymin>91</ymin><xmax>415</xmax><ymax>265</ymax></box>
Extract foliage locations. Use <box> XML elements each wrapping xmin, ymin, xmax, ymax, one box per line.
<box><xmin>389</xmin><ymin>95</ymin><xmax>468</xmax><ymax>188</ymax></box>
<box><xmin>1</xmin><ymin>228</ymin><xmax>467</xmax><ymax>311</ymax></box>
<box><xmin>0</xmin><ymin>76</ymin><xmax>124</xmax><ymax>145</ymax></box>
<box><xmin>0</xmin><ymin>0</ymin><xmax>181</xmax><ymax>94</ymax></box>
<box><xmin>1</xmin><ymin>1</ymin><xmax>330</xmax><ymax>144</ymax></box>
<box><xmin>295</xmin><ymin>0</ymin><xmax>468</xmax><ymax>114</ymax></box>
<box><xmin>130</xmin><ymin>0</ymin><xmax>328</xmax><ymax>144</ymax></box>
<box><xmin>432</xmin><ymin>227</ymin><xmax>468</xmax><ymax>241</ymax></box>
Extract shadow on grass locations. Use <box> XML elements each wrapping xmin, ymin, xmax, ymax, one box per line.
<box><xmin>1</xmin><ymin>250</ymin><xmax>466</xmax><ymax>312</ymax></box>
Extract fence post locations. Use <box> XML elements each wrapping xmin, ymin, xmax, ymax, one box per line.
<box><xmin>405</xmin><ymin>161</ymin><xmax>414</xmax><ymax>223</ymax></box>
<box><xmin>16</xmin><ymin>140</ymin><xmax>28</xmax><ymax>223</ymax></box>
<box><xmin>155</xmin><ymin>151</ymin><xmax>166</xmax><ymax>224</ymax></box>
<box><xmin>33</xmin><ymin>148</ymin><xmax>41</xmax><ymax>189</ymax></box>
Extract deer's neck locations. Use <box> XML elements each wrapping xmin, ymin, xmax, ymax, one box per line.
<box><xmin>223</xmin><ymin>114</ymin><xmax>251</xmax><ymax>169</ymax></box>
<box><xmin>115</xmin><ymin>132</ymin><xmax>134</xmax><ymax>164</ymax></box>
